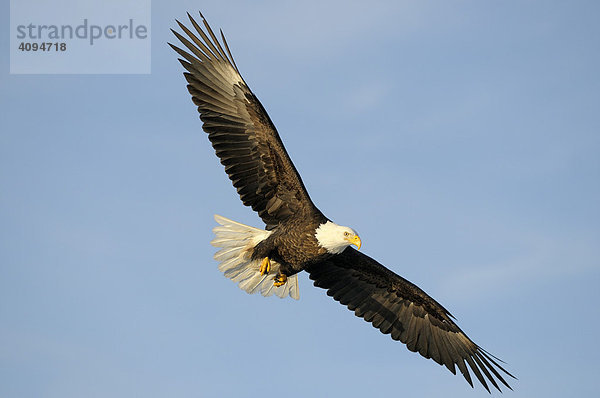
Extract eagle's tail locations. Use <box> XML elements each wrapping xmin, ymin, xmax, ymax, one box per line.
<box><xmin>210</xmin><ymin>215</ymin><xmax>300</xmax><ymax>300</ymax></box>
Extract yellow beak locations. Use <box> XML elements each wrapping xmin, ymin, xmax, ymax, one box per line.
<box><xmin>348</xmin><ymin>234</ymin><xmax>362</xmax><ymax>250</ymax></box>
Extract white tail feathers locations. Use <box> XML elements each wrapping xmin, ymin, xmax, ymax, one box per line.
<box><xmin>210</xmin><ymin>215</ymin><xmax>300</xmax><ymax>300</ymax></box>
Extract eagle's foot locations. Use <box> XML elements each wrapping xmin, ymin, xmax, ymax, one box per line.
<box><xmin>259</xmin><ymin>257</ymin><xmax>271</xmax><ymax>276</ymax></box>
<box><xmin>273</xmin><ymin>272</ymin><xmax>287</xmax><ymax>287</ymax></box>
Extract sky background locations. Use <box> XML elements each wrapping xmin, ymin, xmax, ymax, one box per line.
<box><xmin>1</xmin><ymin>0</ymin><xmax>599</xmax><ymax>397</ymax></box>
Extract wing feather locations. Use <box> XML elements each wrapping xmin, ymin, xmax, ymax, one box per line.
<box><xmin>171</xmin><ymin>13</ymin><xmax>322</xmax><ymax>229</ymax></box>
<box><xmin>306</xmin><ymin>249</ymin><xmax>515</xmax><ymax>392</ymax></box>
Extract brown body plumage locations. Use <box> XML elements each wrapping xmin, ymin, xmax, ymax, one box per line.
<box><xmin>252</xmin><ymin>214</ymin><xmax>330</xmax><ymax>275</ymax></box>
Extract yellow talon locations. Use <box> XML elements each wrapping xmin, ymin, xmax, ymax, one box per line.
<box><xmin>273</xmin><ymin>273</ymin><xmax>287</xmax><ymax>287</ymax></box>
<box><xmin>259</xmin><ymin>257</ymin><xmax>271</xmax><ymax>275</ymax></box>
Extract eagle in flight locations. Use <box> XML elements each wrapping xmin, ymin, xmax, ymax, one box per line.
<box><xmin>170</xmin><ymin>12</ymin><xmax>515</xmax><ymax>392</ymax></box>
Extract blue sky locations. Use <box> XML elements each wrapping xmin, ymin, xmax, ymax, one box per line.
<box><xmin>1</xmin><ymin>1</ymin><xmax>599</xmax><ymax>397</ymax></box>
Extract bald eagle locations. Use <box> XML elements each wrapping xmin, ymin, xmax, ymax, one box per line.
<box><xmin>170</xmin><ymin>13</ymin><xmax>515</xmax><ymax>392</ymax></box>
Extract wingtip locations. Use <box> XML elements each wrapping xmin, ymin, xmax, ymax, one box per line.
<box><xmin>175</xmin><ymin>19</ymin><xmax>187</xmax><ymax>31</ymax></box>
<box><xmin>168</xmin><ymin>27</ymin><xmax>180</xmax><ymax>40</ymax></box>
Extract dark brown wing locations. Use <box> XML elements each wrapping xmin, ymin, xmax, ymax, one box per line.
<box><xmin>306</xmin><ymin>249</ymin><xmax>515</xmax><ymax>392</ymax></box>
<box><xmin>170</xmin><ymin>13</ymin><xmax>321</xmax><ymax>229</ymax></box>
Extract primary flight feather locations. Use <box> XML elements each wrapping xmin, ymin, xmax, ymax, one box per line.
<box><xmin>170</xmin><ymin>12</ymin><xmax>515</xmax><ymax>392</ymax></box>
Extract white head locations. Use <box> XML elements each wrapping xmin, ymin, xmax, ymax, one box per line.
<box><xmin>315</xmin><ymin>221</ymin><xmax>362</xmax><ymax>254</ymax></box>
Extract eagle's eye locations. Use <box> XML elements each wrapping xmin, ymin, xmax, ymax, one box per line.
<box><xmin>344</xmin><ymin>231</ymin><xmax>350</xmax><ymax>237</ymax></box>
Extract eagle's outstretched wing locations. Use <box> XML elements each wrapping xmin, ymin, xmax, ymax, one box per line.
<box><xmin>170</xmin><ymin>13</ymin><xmax>321</xmax><ymax>229</ymax></box>
<box><xmin>306</xmin><ymin>249</ymin><xmax>515</xmax><ymax>392</ymax></box>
